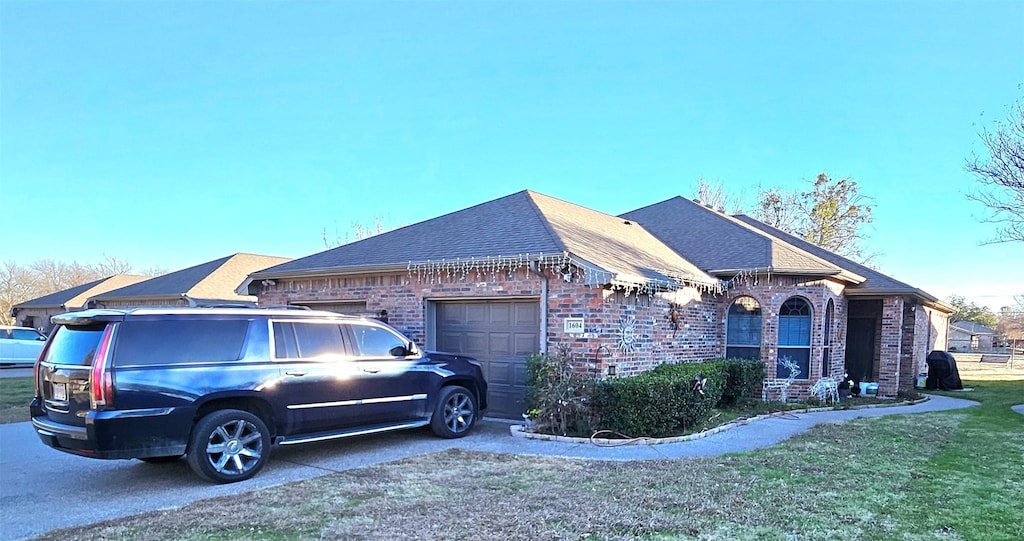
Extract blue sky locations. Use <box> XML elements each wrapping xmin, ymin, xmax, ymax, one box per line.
<box><xmin>2</xmin><ymin>1</ymin><xmax>1022</xmax><ymax>310</ymax></box>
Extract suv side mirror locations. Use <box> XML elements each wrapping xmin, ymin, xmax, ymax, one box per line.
<box><xmin>388</xmin><ymin>342</ymin><xmax>420</xmax><ymax>357</ymax></box>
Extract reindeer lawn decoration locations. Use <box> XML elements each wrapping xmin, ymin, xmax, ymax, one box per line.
<box><xmin>808</xmin><ymin>376</ymin><xmax>840</xmax><ymax>404</ymax></box>
<box><xmin>762</xmin><ymin>357</ymin><xmax>800</xmax><ymax>403</ymax></box>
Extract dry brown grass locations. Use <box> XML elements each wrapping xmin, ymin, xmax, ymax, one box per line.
<box><xmin>955</xmin><ymin>359</ymin><xmax>1024</xmax><ymax>381</ymax></box>
<box><xmin>34</xmin><ymin>412</ymin><xmax>982</xmax><ymax>540</ymax></box>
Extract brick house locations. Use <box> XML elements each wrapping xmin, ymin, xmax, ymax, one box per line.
<box><xmin>88</xmin><ymin>253</ymin><xmax>291</xmax><ymax>309</ymax></box>
<box><xmin>245</xmin><ymin>191</ymin><xmax>952</xmax><ymax>418</ymax></box>
<box><xmin>623</xmin><ymin>197</ymin><xmax>952</xmax><ymax>401</ymax></box>
<box><xmin>10</xmin><ymin>274</ymin><xmax>147</xmax><ymax>333</ymax></box>
<box><xmin>948</xmin><ymin>321</ymin><xmax>996</xmax><ymax>352</ymax></box>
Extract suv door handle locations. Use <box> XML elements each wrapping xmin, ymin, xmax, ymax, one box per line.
<box><xmin>362</xmin><ymin>367</ymin><xmax>381</xmax><ymax>374</ymax></box>
<box><xmin>285</xmin><ymin>371</ymin><xmax>308</xmax><ymax>377</ymax></box>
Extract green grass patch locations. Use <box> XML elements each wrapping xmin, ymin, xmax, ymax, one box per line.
<box><xmin>0</xmin><ymin>376</ymin><xmax>33</xmax><ymax>424</ymax></box>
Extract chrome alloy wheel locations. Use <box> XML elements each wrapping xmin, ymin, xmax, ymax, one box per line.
<box><xmin>204</xmin><ymin>419</ymin><xmax>264</xmax><ymax>476</ymax></box>
<box><xmin>443</xmin><ymin>391</ymin><xmax>474</xmax><ymax>434</ymax></box>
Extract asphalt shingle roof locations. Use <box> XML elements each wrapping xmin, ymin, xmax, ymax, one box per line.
<box><xmin>729</xmin><ymin>214</ymin><xmax>928</xmax><ymax>296</ymax></box>
<box><xmin>254</xmin><ymin>191</ymin><xmax>717</xmax><ymax>287</ymax></box>
<box><xmin>13</xmin><ymin>275</ymin><xmax>148</xmax><ymax>309</ymax></box>
<box><xmin>91</xmin><ymin>253</ymin><xmax>291</xmax><ymax>302</ymax></box>
<box><xmin>950</xmin><ymin>321</ymin><xmax>996</xmax><ymax>335</ymax></box>
<box><xmin>621</xmin><ymin>197</ymin><xmax>847</xmax><ymax>276</ymax></box>
<box><xmin>622</xmin><ymin>196</ymin><xmax>950</xmax><ymax>310</ymax></box>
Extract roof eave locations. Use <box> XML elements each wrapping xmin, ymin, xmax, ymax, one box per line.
<box><xmin>844</xmin><ymin>288</ymin><xmax>956</xmax><ymax>313</ymax></box>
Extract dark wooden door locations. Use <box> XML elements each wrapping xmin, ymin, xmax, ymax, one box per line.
<box><xmin>845</xmin><ymin>317</ymin><xmax>876</xmax><ymax>383</ymax></box>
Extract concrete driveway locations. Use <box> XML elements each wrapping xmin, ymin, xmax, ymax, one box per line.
<box><xmin>0</xmin><ymin>394</ymin><xmax>977</xmax><ymax>540</ymax></box>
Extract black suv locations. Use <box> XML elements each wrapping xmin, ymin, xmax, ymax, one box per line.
<box><xmin>30</xmin><ymin>308</ymin><xmax>487</xmax><ymax>483</ymax></box>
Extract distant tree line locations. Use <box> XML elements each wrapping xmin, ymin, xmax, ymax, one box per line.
<box><xmin>0</xmin><ymin>257</ymin><xmax>163</xmax><ymax>326</ymax></box>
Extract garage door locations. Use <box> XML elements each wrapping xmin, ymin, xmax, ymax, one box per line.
<box><xmin>435</xmin><ymin>300</ymin><xmax>539</xmax><ymax>419</ymax></box>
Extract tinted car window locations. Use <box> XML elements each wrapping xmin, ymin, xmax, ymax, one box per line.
<box><xmin>43</xmin><ymin>324</ymin><xmax>106</xmax><ymax>366</ymax></box>
<box><xmin>275</xmin><ymin>322</ymin><xmax>347</xmax><ymax>359</ymax></box>
<box><xmin>12</xmin><ymin>329</ymin><xmax>44</xmax><ymax>340</ymax></box>
<box><xmin>112</xmin><ymin>319</ymin><xmax>249</xmax><ymax>366</ymax></box>
<box><xmin>350</xmin><ymin>324</ymin><xmax>406</xmax><ymax>357</ymax></box>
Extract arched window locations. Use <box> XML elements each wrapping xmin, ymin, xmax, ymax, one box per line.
<box><xmin>822</xmin><ymin>299</ymin><xmax>835</xmax><ymax>377</ymax></box>
<box><xmin>726</xmin><ymin>297</ymin><xmax>762</xmax><ymax>360</ymax></box>
<box><xmin>777</xmin><ymin>297</ymin><xmax>811</xmax><ymax>380</ymax></box>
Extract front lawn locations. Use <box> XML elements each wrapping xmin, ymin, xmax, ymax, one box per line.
<box><xmin>0</xmin><ymin>376</ymin><xmax>33</xmax><ymax>424</ymax></box>
<box><xmin>32</xmin><ymin>379</ymin><xmax>1024</xmax><ymax>540</ymax></box>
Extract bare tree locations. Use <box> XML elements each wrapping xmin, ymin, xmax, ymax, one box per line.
<box><xmin>0</xmin><ymin>260</ymin><xmax>39</xmax><ymax>325</ymax></box>
<box><xmin>93</xmin><ymin>255</ymin><xmax>134</xmax><ymax>277</ymax></box>
<box><xmin>694</xmin><ymin>178</ymin><xmax>744</xmax><ymax>214</ymax></box>
<box><xmin>966</xmin><ymin>94</ymin><xmax>1024</xmax><ymax>243</ymax></box>
<box><xmin>753</xmin><ymin>186</ymin><xmax>805</xmax><ymax>233</ymax></box>
<box><xmin>322</xmin><ymin>215</ymin><xmax>389</xmax><ymax>249</ymax></box>
<box><xmin>0</xmin><ymin>257</ymin><xmax>154</xmax><ymax>325</ymax></box>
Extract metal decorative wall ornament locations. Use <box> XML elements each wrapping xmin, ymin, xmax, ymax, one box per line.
<box><xmin>616</xmin><ymin>316</ymin><xmax>638</xmax><ymax>352</ymax></box>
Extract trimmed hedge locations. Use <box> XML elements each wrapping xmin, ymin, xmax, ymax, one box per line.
<box><xmin>717</xmin><ymin>358</ymin><xmax>766</xmax><ymax>407</ymax></box>
<box><xmin>525</xmin><ymin>356</ymin><xmax>768</xmax><ymax>438</ymax></box>
<box><xmin>596</xmin><ymin>361</ymin><xmax>728</xmax><ymax>437</ymax></box>
<box><xmin>592</xmin><ymin>359</ymin><xmax>765</xmax><ymax>438</ymax></box>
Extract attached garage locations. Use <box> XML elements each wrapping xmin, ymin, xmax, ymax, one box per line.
<box><xmin>431</xmin><ymin>299</ymin><xmax>540</xmax><ymax>419</ymax></box>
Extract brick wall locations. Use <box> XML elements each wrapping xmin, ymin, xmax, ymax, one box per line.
<box><xmin>878</xmin><ymin>297</ymin><xmax>905</xmax><ymax>397</ymax></box>
<box><xmin>545</xmin><ymin>282</ymin><xmax>722</xmax><ymax>378</ymax></box>
<box><xmin>258</xmin><ymin>266</ymin><xmax>723</xmax><ymax>377</ymax></box>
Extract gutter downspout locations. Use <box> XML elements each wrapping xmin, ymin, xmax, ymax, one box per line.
<box><xmin>528</xmin><ymin>261</ymin><xmax>548</xmax><ymax>355</ymax></box>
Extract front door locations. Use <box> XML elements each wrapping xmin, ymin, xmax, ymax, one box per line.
<box><xmin>845</xmin><ymin>317</ymin><xmax>876</xmax><ymax>383</ymax></box>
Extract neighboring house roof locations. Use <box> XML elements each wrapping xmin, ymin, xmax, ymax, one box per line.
<box><xmin>90</xmin><ymin>253</ymin><xmax>291</xmax><ymax>304</ymax></box>
<box><xmin>621</xmin><ymin>197</ymin><xmax>864</xmax><ymax>282</ymax></box>
<box><xmin>250</xmin><ymin>190</ymin><xmax>718</xmax><ymax>289</ymax></box>
<box><xmin>950</xmin><ymin>321</ymin><xmax>996</xmax><ymax>336</ymax></box>
<box><xmin>12</xmin><ymin>275</ymin><xmax>148</xmax><ymax>311</ymax></box>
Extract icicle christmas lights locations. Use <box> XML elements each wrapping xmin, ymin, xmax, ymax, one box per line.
<box><xmin>405</xmin><ymin>251</ymin><xmax>729</xmax><ymax>296</ymax></box>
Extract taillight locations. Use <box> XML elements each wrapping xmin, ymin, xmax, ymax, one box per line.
<box><xmin>90</xmin><ymin>325</ymin><xmax>116</xmax><ymax>408</ymax></box>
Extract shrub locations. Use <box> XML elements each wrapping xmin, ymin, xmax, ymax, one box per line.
<box><xmin>717</xmin><ymin>358</ymin><xmax>766</xmax><ymax>407</ymax></box>
<box><xmin>595</xmin><ymin>361</ymin><xmax>727</xmax><ymax>438</ymax></box>
<box><xmin>525</xmin><ymin>348</ymin><xmax>598</xmax><ymax>436</ymax></box>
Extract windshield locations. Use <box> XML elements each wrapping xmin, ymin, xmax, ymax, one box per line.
<box><xmin>43</xmin><ymin>324</ymin><xmax>107</xmax><ymax>366</ymax></box>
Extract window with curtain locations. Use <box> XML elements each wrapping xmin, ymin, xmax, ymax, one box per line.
<box><xmin>726</xmin><ymin>296</ymin><xmax>762</xmax><ymax>360</ymax></box>
<box><xmin>777</xmin><ymin>297</ymin><xmax>811</xmax><ymax>380</ymax></box>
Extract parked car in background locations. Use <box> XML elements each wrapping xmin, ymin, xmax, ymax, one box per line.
<box><xmin>30</xmin><ymin>307</ymin><xmax>487</xmax><ymax>483</ymax></box>
<box><xmin>0</xmin><ymin>325</ymin><xmax>47</xmax><ymax>366</ymax></box>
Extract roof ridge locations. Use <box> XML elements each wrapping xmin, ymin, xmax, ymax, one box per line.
<box><xmin>523</xmin><ymin>191</ymin><xmax>583</xmax><ymax>254</ymax></box>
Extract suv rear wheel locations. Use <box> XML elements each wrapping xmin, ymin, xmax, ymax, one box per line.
<box><xmin>187</xmin><ymin>409</ymin><xmax>271</xmax><ymax>483</ymax></box>
<box><xmin>430</xmin><ymin>385</ymin><xmax>476</xmax><ymax>438</ymax></box>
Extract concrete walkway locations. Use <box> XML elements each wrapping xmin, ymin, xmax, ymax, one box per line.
<box><xmin>471</xmin><ymin>393</ymin><xmax>979</xmax><ymax>461</ymax></box>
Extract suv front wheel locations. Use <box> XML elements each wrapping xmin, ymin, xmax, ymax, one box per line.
<box><xmin>187</xmin><ymin>409</ymin><xmax>271</xmax><ymax>483</ymax></box>
<box><xmin>430</xmin><ymin>385</ymin><xmax>477</xmax><ymax>438</ymax></box>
